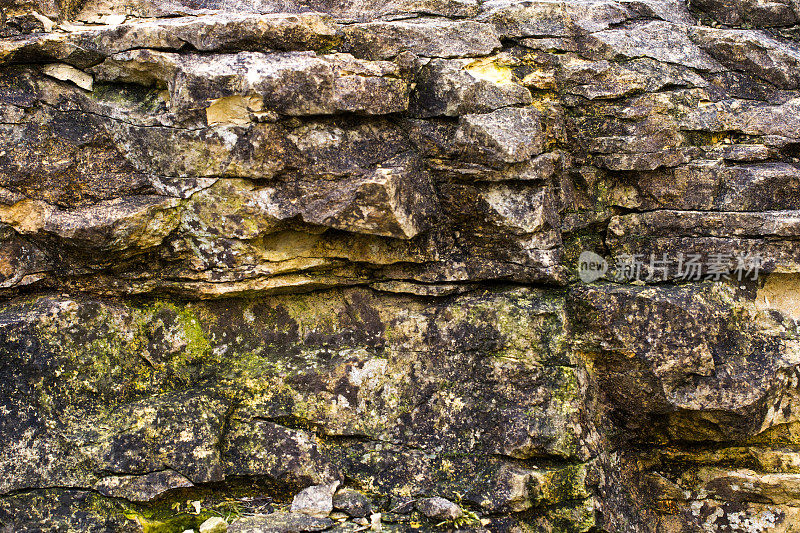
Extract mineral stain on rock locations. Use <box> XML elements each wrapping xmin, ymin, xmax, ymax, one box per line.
<box><xmin>2</xmin><ymin>0</ymin><xmax>800</xmax><ymax>531</ymax></box>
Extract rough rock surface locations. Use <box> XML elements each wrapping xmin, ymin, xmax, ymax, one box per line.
<box><xmin>2</xmin><ymin>0</ymin><xmax>800</xmax><ymax>531</ymax></box>
<box><xmin>416</xmin><ymin>497</ymin><xmax>463</xmax><ymax>521</ymax></box>
<box><xmin>290</xmin><ymin>481</ymin><xmax>339</xmax><ymax>518</ymax></box>
<box><xmin>332</xmin><ymin>488</ymin><xmax>373</xmax><ymax>518</ymax></box>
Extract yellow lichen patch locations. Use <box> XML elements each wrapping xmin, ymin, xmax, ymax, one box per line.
<box><xmin>206</xmin><ymin>95</ymin><xmax>264</xmax><ymax>126</ymax></box>
<box><xmin>465</xmin><ymin>56</ymin><xmax>515</xmax><ymax>86</ymax></box>
<box><xmin>0</xmin><ymin>199</ymin><xmax>53</xmax><ymax>233</ymax></box>
<box><xmin>756</xmin><ymin>273</ymin><xmax>800</xmax><ymax>321</ymax></box>
<box><xmin>521</xmin><ymin>70</ymin><xmax>557</xmax><ymax>90</ymax></box>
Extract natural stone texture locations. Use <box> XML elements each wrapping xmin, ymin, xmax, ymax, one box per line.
<box><xmin>332</xmin><ymin>489</ymin><xmax>372</xmax><ymax>518</ymax></box>
<box><xmin>690</xmin><ymin>27</ymin><xmax>800</xmax><ymax>89</ymax></box>
<box><xmin>692</xmin><ymin>0</ymin><xmax>799</xmax><ymax>27</ymax></box>
<box><xmin>73</xmin><ymin>0</ymin><xmax>480</xmax><ymax>21</ymax></box>
<box><xmin>91</xmin><ymin>50</ymin><xmax>409</xmax><ymax>117</ymax></box>
<box><xmin>341</xmin><ymin>19</ymin><xmax>501</xmax><ymax>60</ymax></box>
<box><xmin>84</xmin><ymin>12</ymin><xmax>340</xmax><ymax>54</ymax></box>
<box><xmin>5</xmin><ymin>0</ymin><xmax>800</xmax><ymax>531</ymax></box>
<box><xmin>454</xmin><ymin>107</ymin><xmax>545</xmax><ymax>164</ymax></box>
<box><xmin>586</xmin><ymin>20</ymin><xmax>723</xmax><ymax>71</ymax></box>
<box><xmin>556</xmin><ymin>56</ymin><xmax>707</xmax><ymax>100</ymax></box>
<box><xmin>411</xmin><ymin>57</ymin><xmax>532</xmax><ymax>117</ymax></box>
<box><xmin>0</xmin><ymin>489</ymin><xmax>141</xmax><ymax>532</ymax></box>
<box><xmin>0</xmin><ymin>288</ymin><xmax>590</xmax><ymax>521</ymax></box>
<box><xmin>199</xmin><ymin>516</ymin><xmax>229</xmax><ymax>533</ymax></box>
<box><xmin>94</xmin><ymin>470</ymin><xmax>194</xmax><ymax>501</ymax></box>
<box><xmin>223</xmin><ymin>420</ymin><xmax>340</xmax><ymax>485</ymax></box>
<box><xmin>228</xmin><ymin>513</ymin><xmax>333</xmax><ymax>533</ymax></box>
<box><xmin>291</xmin><ymin>481</ymin><xmax>340</xmax><ymax>518</ymax></box>
<box><xmin>606</xmin><ymin>210</ymin><xmax>800</xmax><ymax>275</ymax></box>
<box><xmin>415</xmin><ymin>497</ymin><xmax>462</xmax><ymax>521</ymax></box>
<box><xmin>41</xmin><ymin>62</ymin><xmax>92</xmax><ymax>89</ymax></box>
<box><xmin>477</xmin><ymin>0</ymin><xmax>693</xmax><ymax>38</ymax></box>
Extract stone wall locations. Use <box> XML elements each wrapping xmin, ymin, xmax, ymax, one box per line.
<box><xmin>2</xmin><ymin>0</ymin><xmax>800</xmax><ymax>531</ymax></box>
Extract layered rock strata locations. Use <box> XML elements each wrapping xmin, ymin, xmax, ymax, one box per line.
<box><xmin>2</xmin><ymin>0</ymin><xmax>800</xmax><ymax>531</ymax></box>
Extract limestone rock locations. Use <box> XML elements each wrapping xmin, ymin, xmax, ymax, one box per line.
<box><xmin>415</xmin><ymin>497</ymin><xmax>462</xmax><ymax>521</ymax></box>
<box><xmin>199</xmin><ymin>517</ymin><xmax>229</xmax><ymax>533</ymax></box>
<box><xmin>91</xmin><ymin>50</ymin><xmax>409</xmax><ymax>117</ymax></box>
<box><xmin>229</xmin><ymin>513</ymin><xmax>333</xmax><ymax>533</ymax></box>
<box><xmin>692</xmin><ymin>0</ymin><xmax>798</xmax><ymax>27</ymax></box>
<box><xmin>342</xmin><ymin>19</ymin><xmax>498</xmax><ymax>60</ymax></box>
<box><xmin>41</xmin><ymin>62</ymin><xmax>92</xmax><ymax>90</ymax></box>
<box><xmin>223</xmin><ymin>420</ymin><xmax>340</xmax><ymax>485</ymax></box>
<box><xmin>79</xmin><ymin>12</ymin><xmax>340</xmax><ymax>55</ymax></box>
<box><xmin>478</xmin><ymin>0</ymin><xmax>636</xmax><ymax>38</ymax></box>
<box><xmin>5</xmin><ymin>0</ymin><xmax>800</xmax><ymax>530</ymax></box>
<box><xmin>411</xmin><ymin>57</ymin><xmax>532</xmax><ymax>117</ymax></box>
<box><xmin>690</xmin><ymin>26</ymin><xmax>800</xmax><ymax>89</ymax></box>
<box><xmin>291</xmin><ymin>481</ymin><xmax>341</xmax><ymax>518</ymax></box>
<box><xmin>94</xmin><ymin>470</ymin><xmax>194</xmax><ymax>501</ymax></box>
<box><xmin>454</xmin><ymin>107</ymin><xmax>545</xmax><ymax>164</ymax></box>
<box><xmin>332</xmin><ymin>488</ymin><xmax>373</xmax><ymax>518</ymax></box>
<box><xmin>586</xmin><ymin>20</ymin><xmax>723</xmax><ymax>71</ymax></box>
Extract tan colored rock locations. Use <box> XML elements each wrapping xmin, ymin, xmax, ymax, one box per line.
<box><xmin>199</xmin><ymin>516</ymin><xmax>228</xmax><ymax>533</ymax></box>
<box><xmin>756</xmin><ymin>273</ymin><xmax>800</xmax><ymax>320</ymax></box>
<box><xmin>205</xmin><ymin>95</ymin><xmax>263</xmax><ymax>126</ymax></box>
<box><xmin>41</xmin><ymin>63</ymin><xmax>93</xmax><ymax>90</ymax></box>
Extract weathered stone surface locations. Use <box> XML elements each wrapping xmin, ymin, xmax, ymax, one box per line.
<box><xmin>571</xmin><ymin>281</ymin><xmax>800</xmax><ymax>531</ymax></box>
<box><xmin>586</xmin><ymin>21</ymin><xmax>723</xmax><ymax>71</ymax></box>
<box><xmin>228</xmin><ymin>513</ymin><xmax>333</xmax><ymax>533</ymax></box>
<box><xmin>332</xmin><ymin>489</ymin><xmax>372</xmax><ymax>518</ymax></box>
<box><xmin>594</xmin><ymin>161</ymin><xmax>800</xmax><ymax>211</ymax></box>
<box><xmin>478</xmin><ymin>0</ymin><xmax>693</xmax><ymax>39</ymax></box>
<box><xmin>0</xmin><ymin>490</ymin><xmax>141</xmax><ymax>532</ymax></box>
<box><xmin>0</xmin><ymin>288</ymin><xmax>591</xmax><ymax>526</ymax></box>
<box><xmin>82</xmin><ymin>12</ymin><xmax>340</xmax><ymax>54</ymax></box>
<box><xmin>341</xmin><ymin>19</ymin><xmax>500</xmax><ymax>60</ymax></box>
<box><xmin>291</xmin><ymin>481</ymin><xmax>339</xmax><ymax>518</ymax></box>
<box><xmin>691</xmin><ymin>27</ymin><xmax>800</xmax><ymax>89</ymax></box>
<box><xmin>415</xmin><ymin>497</ymin><xmax>462</xmax><ymax>521</ymax></box>
<box><xmin>606</xmin><ymin>210</ymin><xmax>800</xmax><ymax>275</ymax></box>
<box><xmin>557</xmin><ymin>56</ymin><xmax>706</xmax><ymax>100</ymax></box>
<box><xmin>199</xmin><ymin>516</ymin><xmax>229</xmax><ymax>533</ymax></box>
<box><xmin>223</xmin><ymin>420</ymin><xmax>340</xmax><ymax>485</ymax></box>
<box><xmin>679</xmin><ymin>97</ymin><xmax>800</xmax><ymax>138</ymax></box>
<box><xmin>72</xmin><ymin>0</ymin><xmax>480</xmax><ymax>21</ymax></box>
<box><xmin>454</xmin><ymin>107</ymin><xmax>545</xmax><ymax>164</ymax></box>
<box><xmin>411</xmin><ymin>57</ymin><xmax>532</xmax><ymax>117</ymax></box>
<box><xmin>94</xmin><ymin>470</ymin><xmax>194</xmax><ymax>501</ymax></box>
<box><xmin>6</xmin><ymin>0</ymin><xmax>800</xmax><ymax>531</ymax></box>
<box><xmin>91</xmin><ymin>50</ymin><xmax>409</xmax><ymax>117</ymax></box>
<box><xmin>692</xmin><ymin>0</ymin><xmax>799</xmax><ymax>27</ymax></box>
<box><xmin>1</xmin><ymin>195</ymin><xmax>181</xmax><ymax>251</ymax></box>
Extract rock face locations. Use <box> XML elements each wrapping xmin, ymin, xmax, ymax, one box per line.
<box><xmin>2</xmin><ymin>0</ymin><xmax>800</xmax><ymax>531</ymax></box>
